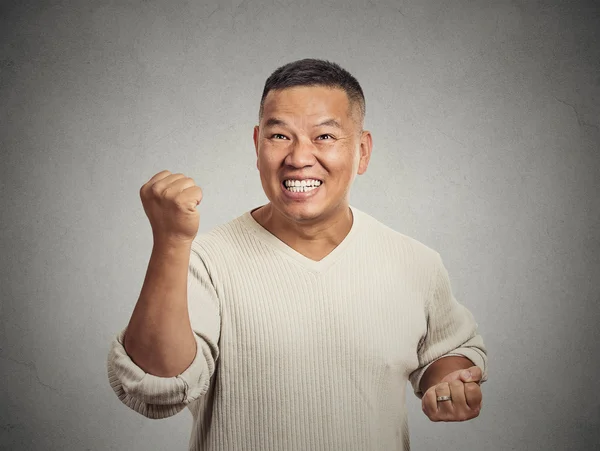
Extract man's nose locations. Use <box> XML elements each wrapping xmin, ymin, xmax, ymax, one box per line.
<box><xmin>284</xmin><ymin>137</ymin><xmax>316</xmax><ymax>167</ymax></box>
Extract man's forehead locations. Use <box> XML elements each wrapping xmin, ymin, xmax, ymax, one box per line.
<box><xmin>261</xmin><ymin>86</ymin><xmax>360</xmax><ymax>124</ymax></box>
<box><xmin>263</xmin><ymin>86</ymin><xmax>349</xmax><ymax>106</ymax></box>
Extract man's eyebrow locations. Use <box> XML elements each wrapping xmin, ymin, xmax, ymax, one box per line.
<box><xmin>314</xmin><ymin>118</ymin><xmax>342</xmax><ymax>129</ymax></box>
<box><xmin>263</xmin><ymin>118</ymin><xmax>342</xmax><ymax>128</ymax></box>
<box><xmin>264</xmin><ymin>118</ymin><xmax>288</xmax><ymax>128</ymax></box>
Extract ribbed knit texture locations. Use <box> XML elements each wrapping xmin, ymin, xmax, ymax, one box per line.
<box><xmin>107</xmin><ymin>205</ymin><xmax>488</xmax><ymax>451</ymax></box>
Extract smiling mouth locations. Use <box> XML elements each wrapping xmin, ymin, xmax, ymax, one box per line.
<box><xmin>282</xmin><ymin>179</ymin><xmax>323</xmax><ymax>193</ymax></box>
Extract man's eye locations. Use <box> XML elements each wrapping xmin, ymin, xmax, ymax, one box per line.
<box><xmin>317</xmin><ymin>134</ymin><xmax>334</xmax><ymax>140</ymax></box>
<box><xmin>271</xmin><ymin>134</ymin><xmax>288</xmax><ymax>140</ymax></box>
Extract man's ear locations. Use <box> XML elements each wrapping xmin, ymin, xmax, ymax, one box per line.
<box><xmin>357</xmin><ymin>130</ymin><xmax>373</xmax><ymax>175</ymax></box>
<box><xmin>253</xmin><ymin>125</ymin><xmax>259</xmax><ymax>169</ymax></box>
<box><xmin>253</xmin><ymin>126</ymin><xmax>260</xmax><ymax>153</ymax></box>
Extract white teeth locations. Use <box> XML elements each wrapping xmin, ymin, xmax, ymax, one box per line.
<box><xmin>283</xmin><ymin>179</ymin><xmax>322</xmax><ymax>193</ymax></box>
<box><xmin>287</xmin><ymin>186</ymin><xmax>318</xmax><ymax>193</ymax></box>
<box><xmin>284</xmin><ymin>179</ymin><xmax>322</xmax><ymax>187</ymax></box>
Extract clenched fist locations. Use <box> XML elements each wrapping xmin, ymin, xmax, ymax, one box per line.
<box><xmin>140</xmin><ymin>170</ymin><xmax>203</xmax><ymax>244</ymax></box>
<box><xmin>422</xmin><ymin>366</ymin><xmax>483</xmax><ymax>422</ymax></box>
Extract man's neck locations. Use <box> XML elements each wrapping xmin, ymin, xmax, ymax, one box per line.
<box><xmin>251</xmin><ymin>203</ymin><xmax>353</xmax><ymax>261</ymax></box>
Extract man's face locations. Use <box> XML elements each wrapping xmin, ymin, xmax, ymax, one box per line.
<box><xmin>253</xmin><ymin>85</ymin><xmax>372</xmax><ymax>224</ymax></box>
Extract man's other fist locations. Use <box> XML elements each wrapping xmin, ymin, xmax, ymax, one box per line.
<box><xmin>422</xmin><ymin>366</ymin><xmax>483</xmax><ymax>422</ymax></box>
<box><xmin>139</xmin><ymin>170</ymin><xmax>203</xmax><ymax>243</ymax></box>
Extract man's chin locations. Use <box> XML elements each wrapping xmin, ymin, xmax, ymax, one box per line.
<box><xmin>276</xmin><ymin>202</ymin><xmax>325</xmax><ymax>224</ymax></box>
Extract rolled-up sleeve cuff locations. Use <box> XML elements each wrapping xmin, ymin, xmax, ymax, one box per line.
<box><xmin>107</xmin><ymin>329</ymin><xmax>212</xmax><ymax>417</ymax></box>
<box><xmin>410</xmin><ymin>347</ymin><xmax>488</xmax><ymax>399</ymax></box>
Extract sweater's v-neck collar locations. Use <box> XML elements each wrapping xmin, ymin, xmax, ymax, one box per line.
<box><xmin>240</xmin><ymin>205</ymin><xmax>363</xmax><ymax>273</ymax></box>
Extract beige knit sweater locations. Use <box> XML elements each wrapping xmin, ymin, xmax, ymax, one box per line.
<box><xmin>107</xmin><ymin>205</ymin><xmax>488</xmax><ymax>451</ymax></box>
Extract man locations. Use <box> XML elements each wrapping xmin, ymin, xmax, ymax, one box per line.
<box><xmin>107</xmin><ymin>58</ymin><xmax>488</xmax><ymax>451</ymax></box>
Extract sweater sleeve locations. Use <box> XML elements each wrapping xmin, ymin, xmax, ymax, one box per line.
<box><xmin>106</xmin><ymin>240</ymin><xmax>221</xmax><ymax>419</ymax></box>
<box><xmin>409</xmin><ymin>252</ymin><xmax>488</xmax><ymax>398</ymax></box>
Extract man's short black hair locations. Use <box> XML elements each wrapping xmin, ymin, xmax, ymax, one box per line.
<box><xmin>258</xmin><ymin>58</ymin><xmax>366</xmax><ymax>124</ymax></box>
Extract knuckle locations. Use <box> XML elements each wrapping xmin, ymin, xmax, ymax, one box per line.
<box><xmin>173</xmin><ymin>195</ymin><xmax>187</xmax><ymax>209</ymax></box>
<box><xmin>450</xmin><ymin>380</ymin><xmax>463</xmax><ymax>390</ymax></box>
<box><xmin>162</xmin><ymin>186</ymin><xmax>176</xmax><ymax>198</ymax></box>
<box><xmin>150</xmin><ymin>183</ymin><xmax>162</xmax><ymax>196</ymax></box>
<box><xmin>464</xmin><ymin>383</ymin><xmax>480</xmax><ymax>394</ymax></box>
<box><xmin>435</xmin><ymin>383</ymin><xmax>449</xmax><ymax>394</ymax></box>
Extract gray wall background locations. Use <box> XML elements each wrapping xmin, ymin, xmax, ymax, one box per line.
<box><xmin>1</xmin><ymin>0</ymin><xmax>598</xmax><ymax>449</ymax></box>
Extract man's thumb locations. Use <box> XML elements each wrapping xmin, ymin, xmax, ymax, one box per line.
<box><xmin>440</xmin><ymin>369</ymin><xmax>464</xmax><ymax>383</ymax></box>
<box><xmin>459</xmin><ymin>366</ymin><xmax>482</xmax><ymax>383</ymax></box>
<box><xmin>440</xmin><ymin>366</ymin><xmax>482</xmax><ymax>383</ymax></box>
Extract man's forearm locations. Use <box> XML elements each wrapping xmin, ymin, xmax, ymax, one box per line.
<box><xmin>419</xmin><ymin>356</ymin><xmax>475</xmax><ymax>393</ymax></box>
<box><xmin>123</xmin><ymin>239</ymin><xmax>197</xmax><ymax>377</ymax></box>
